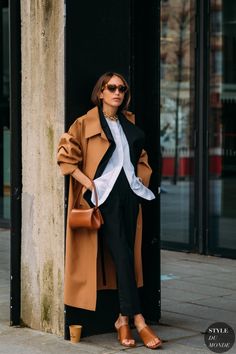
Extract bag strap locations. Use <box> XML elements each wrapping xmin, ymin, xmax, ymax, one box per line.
<box><xmin>91</xmin><ymin>180</ymin><xmax>99</xmax><ymax>208</ymax></box>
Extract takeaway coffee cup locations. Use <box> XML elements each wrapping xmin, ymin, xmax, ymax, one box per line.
<box><xmin>69</xmin><ymin>324</ymin><xmax>82</xmax><ymax>343</ymax></box>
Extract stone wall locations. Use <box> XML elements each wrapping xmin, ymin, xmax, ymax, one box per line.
<box><xmin>21</xmin><ymin>0</ymin><xmax>65</xmax><ymax>334</ymax></box>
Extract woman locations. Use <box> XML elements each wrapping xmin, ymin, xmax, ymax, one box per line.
<box><xmin>57</xmin><ymin>72</ymin><xmax>162</xmax><ymax>349</ymax></box>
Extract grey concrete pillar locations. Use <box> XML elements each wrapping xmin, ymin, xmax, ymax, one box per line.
<box><xmin>21</xmin><ymin>0</ymin><xmax>65</xmax><ymax>335</ymax></box>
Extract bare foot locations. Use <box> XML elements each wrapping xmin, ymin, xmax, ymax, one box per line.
<box><xmin>134</xmin><ymin>314</ymin><xmax>162</xmax><ymax>349</ymax></box>
<box><xmin>115</xmin><ymin>314</ymin><xmax>135</xmax><ymax>347</ymax></box>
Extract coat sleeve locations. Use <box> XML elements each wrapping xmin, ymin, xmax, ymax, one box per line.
<box><xmin>57</xmin><ymin>121</ymin><xmax>83</xmax><ymax>176</ymax></box>
<box><xmin>137</xmin><ymin>149</ymin><xmax>152</xmax><ymax>187</ymax></box>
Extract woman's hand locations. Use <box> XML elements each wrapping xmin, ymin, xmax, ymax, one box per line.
<box><xmin>86</xmin><ymin>181</ymin><xmax>94</xmax><ymax>191</ymax></box>
<box><xmin>72</xmin><ymin>168</ymin><xmax>93</xmax><ymax>190</ymax></box>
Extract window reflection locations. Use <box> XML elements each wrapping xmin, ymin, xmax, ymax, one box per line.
<box><xmin>209</xmin><ymin>0</ymin><xmax>236</xmax><ymax>251</ymax></box>
<box><xmin>160</xmin><ymin>0</ymin><xmax>195</xmax><ymax>245</ymax></box>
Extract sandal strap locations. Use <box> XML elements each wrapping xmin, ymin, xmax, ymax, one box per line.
<box><xmin>139</xmin><ymin>326</ymin><xmax>162</xmax><ymax>347</ymax></box>
<box><xmin>118</xmin><ymin>324</ymin><xmax>133</xmax><ymax>341</ymax></box>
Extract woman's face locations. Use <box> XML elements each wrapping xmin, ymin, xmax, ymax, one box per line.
<box><xmin>100</xmin><ymin>75</ymin><xmax>126</xmax><ymax>111</ymax></box>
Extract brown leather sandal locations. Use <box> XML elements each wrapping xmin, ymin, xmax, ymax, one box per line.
<box><xmin>138</xmin><ymin>326</ymin><xmax>162</xmax><ymax>349</ymax></box>
<box><xmin>115</xmin><ymin>324</ymin><xmax>136</xmax><ymax>347</ymax></box>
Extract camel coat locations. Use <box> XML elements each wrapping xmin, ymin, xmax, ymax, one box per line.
<box><xmin>57</xmin><ymin>106</ymin><xmax>153</xmax><ymax>311</ymax></box>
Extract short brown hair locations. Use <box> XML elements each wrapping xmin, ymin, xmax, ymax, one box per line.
<box><xmin>91</xmin><ymin>72</ymin><xmax>131</xmax><ymax>112</ymax></box>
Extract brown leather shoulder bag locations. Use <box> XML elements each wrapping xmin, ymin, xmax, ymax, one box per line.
<box><xmin>69</xmin><ymin>181</ymin><xmax>104</xmax><ymax>230</ymax></box>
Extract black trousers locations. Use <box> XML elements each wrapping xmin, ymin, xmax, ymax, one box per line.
<box><xmin>99</xmin><ymin>169</ymin><xmax>141</xmax><ymax>316</ymax></box>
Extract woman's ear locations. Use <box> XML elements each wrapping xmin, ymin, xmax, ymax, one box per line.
<box><xmin>99</xmin><ymin>92</ymin><xmax>103</xmax><ymax>99</ymax></box>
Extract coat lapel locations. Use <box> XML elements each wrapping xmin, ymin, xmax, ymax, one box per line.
<box><xmin>84</xmin><ymin>107</ymin><xmax>145</xmax><ymax>178</ymax></box>
<box><xmin>94</xmin><ymin>109</ymin><xmax>116</xmax><ymax>178</ymax></box>
<box><xmin>83</xmin><ymin>107</ymin><xmax>116</xmax><ymax>179</ymax></box>
<box><xmin>119</xmin><ymin>113</ymin><xmax>145</xmax><ymax>166</ymax></box>
<box><xmin>84</xmin><ymin>107</ymin><xmax>107</xmax><ymax>141</ymax></box>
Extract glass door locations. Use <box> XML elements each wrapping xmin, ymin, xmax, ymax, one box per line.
<box><xmin>208</xmin><ymin>0</ymin><xmax>236</xmax><ymax>257</ymax></box>
<box><xmin>160</xmin><ymin>0</ymin><xmax>196</xmax><ymax>250</ymax></box>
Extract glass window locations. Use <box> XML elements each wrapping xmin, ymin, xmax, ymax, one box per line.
<box><xmin>209</xmin><ymin>0</ymin><xmax>236</xmax><ymax>253</ymax></box>
<box><xmin>160</xmin><ymin>0</ymin><xmax>195</xmax><ymax>247</ymax></box>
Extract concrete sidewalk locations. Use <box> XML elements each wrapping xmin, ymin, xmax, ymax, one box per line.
<box><xmin>1</xmin><ymin>228</ymin><xmax>236</xmax><ymax>353</ymax></box>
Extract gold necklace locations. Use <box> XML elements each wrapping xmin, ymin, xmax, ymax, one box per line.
<box><xmin>103</xmin><ymin>111</ymin><xmax>118</xmax><ymax>121</ymax></box>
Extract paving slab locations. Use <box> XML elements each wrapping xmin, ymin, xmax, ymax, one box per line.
<box><xmin>182</xmin><ymin>275</ymin><xmax>236</xmax><ymax>291</ymax></box>
<box><xmin>162</xmin><ymin>265</ymin><xmax>223</xmax><ymax>278</ymax></box>
<box><xmin>189</xmin><ymin>295</ymin><xmax>236</xmax><ymax>312</ymax></box>
<box><xmin>222</xmin><ymin>293</ymin><xmax>236</xmax><ymax>301</ymax></box>
<box><xmin>169</xmin><ymin>333</ymin><xmax>205</xmax><ymax>349</ymax></box>
<box><xmin>162</xmin><ymin>278</ymin><xmax>234</xmax><ymax>297</ymax></box>
<box><xmin>161</xmin><ymin>301</ymin><xmax>236</xmax><ymax>326</ymax></box>
<box><xmin>0</xmin><ymin>323</ymin><xmax>211</xmax><ymax>354</ymax></box>
<box><xmin>162</xmin><ymin>285</ymin><xmax>232</xmax><ymax>302</ymax></box>
<box><xmin>162</xmin><ymin>250</ymin><xmax>235</xmax><ymax>266</ymax></box>
<box><xmin>0</xmin><ymin>325</ymin><xmax>115</xmax><ymax>354</ymax></box>
<box><xmin>160</xmin><ymin>311</ymin><xmax>212</xmax><ymax>333</ymax></box>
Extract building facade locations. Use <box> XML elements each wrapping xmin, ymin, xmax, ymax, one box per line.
<box><xmin>160</xmin><ymin>0</ymin><xmax>236</xmax><ymax>259</ymax></box>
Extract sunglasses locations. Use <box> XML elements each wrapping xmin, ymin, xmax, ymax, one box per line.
<box><xmin>103</xmin><ymin>84</ymin><xmax>128</xmax><ymax>93</ymax></box>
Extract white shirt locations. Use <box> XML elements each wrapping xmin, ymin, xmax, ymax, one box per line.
<box><xmin>91</xmin><ymin>118</ymin><xmax>155</xmax><ymax>206</ymax></box>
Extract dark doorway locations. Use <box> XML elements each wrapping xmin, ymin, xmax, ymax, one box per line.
<box><xmin>0</xmin><ymin>0</ymin><xmax>10</xmax><ymax>228</ymax></box>
<box><xmin>9</xmin><ymin>0</ymin><xmax>22</xmax><ymax>326</ymax></box>
<box><xmin>65</xmin><ymin>0</ymin><xmax>161</xmax><ymax>338</ymax></box>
